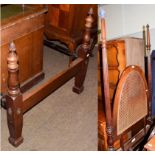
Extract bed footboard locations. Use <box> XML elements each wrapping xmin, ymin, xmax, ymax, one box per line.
<box><xmin>5</xmin><ymin>10</ymin><xmax>94</xmax><ymax>147</ymax></box>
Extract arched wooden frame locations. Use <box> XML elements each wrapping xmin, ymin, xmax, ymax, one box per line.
<box><xmin>113</xmin><ymin>66</ymin><xmax>148</xmax><ymax>140</ymax></box>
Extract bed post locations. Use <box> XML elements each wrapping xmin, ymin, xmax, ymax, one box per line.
<box><xmin>72</xmin><ymin>8</ymin><xmax>93</xmax><ymax>94</ymax></box>
<box><xmin>146</xmin><ymin>24</ymin><xmax>153</xmax><ymax>123</ymax></box>
<box><xmin>99</xmin><ymin>7</ymin><xmax>114</xmax><ymax>150</ymax></box>
<box><xmin>5</xmin><ymin>42</ymin><xmax>23</xmax><ymax>147</ymax></box>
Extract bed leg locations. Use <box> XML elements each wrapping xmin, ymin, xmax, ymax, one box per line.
<box><xmin>72</xmin><ymin>47</ymin><xmax>89</xmax><ymax>94</ymax></box>
<box><xmin>6</xmin><ymin>95</ymin><xmax>23</xmax><ymax>147</ymax></box>
<box><xmin>73</xmin><ymin>8</ymin><xmax>94</xmax><ymax>94</ymax></box>
<box><xmin>6</xmin><ymin>42</ymin><xmax>23</xmax><ymax>147</ymax></box>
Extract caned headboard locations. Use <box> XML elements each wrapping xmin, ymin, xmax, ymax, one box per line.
<box><xmin>113</xmin><ymin>66</ymin><xmax>148</xmax><ymax>136</ymax></box>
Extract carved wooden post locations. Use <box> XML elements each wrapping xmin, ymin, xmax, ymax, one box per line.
<box><xmin>72</xmin><ymin>8</ymin><xmax>93</xmax><ymax>94</ymax></box>
<box><xmin>5</xmin><ymin>42</ymin><xmax>23</xmax><ymax>147</ymax></box>
<box><xmin>99</xmin><ymin>7</ymin><xmax>114</xmax><ymax>150</ymax></box>
<box><xmin>146</xmin><ymin>24</ymin><xmax>153</xmax><ymax>123</ymax></box>
<box><xmin>143</xmin><ymin>25</ymin><xmax>146</xmax><ymax>57</ymax></box>
<box><xmin>88</xmin><ymin>8</ymin><xmax>97</xmax><ymax>57</ymax></box>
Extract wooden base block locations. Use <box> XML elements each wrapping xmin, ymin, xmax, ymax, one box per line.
<box><xmin>72</xmin><ymin>86</ymin><xmax>84</xmax><ymax>94</ymax></box>
<box><xmin>9</xmin><ymin>136</ymin><xmax>23</xmax><ymax>147</ymax></box>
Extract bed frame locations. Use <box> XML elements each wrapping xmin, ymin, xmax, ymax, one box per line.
<box><xmin>99</xmin><ymin>8</ymin><xmax>152</xmax><ymax>151</ymax></box>
<box><xmin>5</xmin><ymin>10</ymin><xmax>94</xmax><ymax>147</ymax></box>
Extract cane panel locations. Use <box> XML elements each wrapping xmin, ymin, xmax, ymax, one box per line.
<box><xmin>113</xmin><ymin>66</ymin><xmax>148</xmax><ymax>136</ymax></box>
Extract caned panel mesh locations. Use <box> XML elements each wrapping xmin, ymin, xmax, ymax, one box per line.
<box><xmin>116</xmin><ymin>69</ymin><xmax>147</xmax><ymax>135</ymax></box>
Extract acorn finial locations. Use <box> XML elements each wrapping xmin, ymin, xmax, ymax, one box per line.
<box><xmin>85</xmin><ymin>8</ymin><xmax>94</xmax><ymax>28</ymax></box>
<box><xmin>7</xmin><ymin>41</ymin><xmax>18</xmax><ymax>70</ymax></box>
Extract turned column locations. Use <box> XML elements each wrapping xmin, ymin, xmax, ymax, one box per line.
<box><xmin>5</xmin><ymin>42</ymin><xmax>23</xmax><ymax>147</ymax></box>
<box><xmin>146</xmin><ymin>24</ymin><xmax>153</xmax><ymax>123</ymax></box>
<box><xmin>72</xmin><ymin>8</ymin><xmax>93</xmax><ymax>94</ymax></box>
<box><xmin>99</xmin><ymin>7</ymin><xmax>114</xmax><ymax>150</ymax></box>
<box><xmin>89</xmin><ymin>8</ymin><xmax>97</xmax><ymax>57</ymax></box>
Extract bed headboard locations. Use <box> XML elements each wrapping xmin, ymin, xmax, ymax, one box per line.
<box><xmin>113</xmin><ymin>66</ymin><xmax>148</xmax><ymax>136</ymax></box>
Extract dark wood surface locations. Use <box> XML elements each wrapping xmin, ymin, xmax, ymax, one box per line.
<box><xmin>100</xmin><ymin>17</ymin><xmax>114</xmax><ymax>150</ymax></box>
<box><xmin>44</xmin><ymin>4</ymin><xmax>97</xmax><ymax>61</ymax></box>
<box><xmin>5</xmin><ymin>11</ymin><xmax>94</xmax><ymax>147</ymax></box>
<box><xmin>1</xmin><ymin>4</ymin><xmax>47</xmax><ymax>94</ymax></box>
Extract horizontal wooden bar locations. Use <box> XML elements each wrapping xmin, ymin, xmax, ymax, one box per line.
<box><xmin>123</xmin><ymin>128</ymin><xmax>145</xmax><ymax>150</ymax></box>
<box><xmin>22</xmin><ymin>58</ymin><xmax>83</xmax><ymax>113</ymax></box>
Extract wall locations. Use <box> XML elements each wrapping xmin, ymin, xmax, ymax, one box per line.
<box><xmin>99</xmin><ymin>4</ymin><xmax>155</xmax><ymax>50</ymax></box>
<box><xmin>129</xmin><ymin>28</ymin><xmax>155</xmax><ymax>50</ymax></box>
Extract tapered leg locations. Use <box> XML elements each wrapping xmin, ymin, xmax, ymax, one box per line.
<box><xmin>72</xmin><ymin>47</ymin><xmax>89</xmax><ymax>94</ymax></box>
<box><xmin>72</xmin><ymin>8</ymin><xmax>94</xmax><ymax>94</ymax></box>
<box><xmin>6</xmin><ymin>95</ymin><xmax>23</xmax><ymax>147</ymax></box>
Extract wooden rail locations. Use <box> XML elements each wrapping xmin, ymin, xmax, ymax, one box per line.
<box><xmin>5</xmin><ymin>8</ymin><xmax>94</xmax><ymax>147</ymax></box>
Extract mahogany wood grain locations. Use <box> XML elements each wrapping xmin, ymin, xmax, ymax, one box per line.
<box><xmin>5</xmin><ymin>42</ymin><xmax>23</xmax><ymax>147</ymax></box>
<box><xmin>1</xmin><ymin>5</ymin><xmax>47</xmax><ymax>94</ymax></box>
<box><xmin>5</xmin><ymin>11</ymin><xmax>93</xmax><ymax>147</ymax></box>
<box><xmin>101</xmin><ymin>17</ymin><xmax>114</xmax><ymax>150</ymax></box>
<box><xmin>45</xmin><ymin>4</ymin><xmax>97</xmax><ymax>61</ymax></box>
<box><xmin>98</xmin><ymin>9</ymin><xmax>148</xmax><ymax>151</ymax></box>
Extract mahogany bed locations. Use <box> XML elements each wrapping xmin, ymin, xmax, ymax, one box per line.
<box><xmin>98</xmin><ymin>7</ymin><xmax>153</xmax><ymax>151</ymax></box>
<box><xmin>4</xmin><ymin>7</ymin><xmax>94</xmax><ymax>147</ymax></box>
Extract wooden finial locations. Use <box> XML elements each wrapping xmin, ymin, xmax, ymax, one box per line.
<box><xmin>85</xmin><ymin>8</ymin><xmax>94</xmax><ymax>28</ymax></box>
<box><xmin>82</xmin><ymin>8</ymin><xmax>94</xmax><ymax>51</ymax></box>
<box><xmin>146</xmin><ymin>24</ymin><xmax>151</xmax><ymax>51</ymax></box>
<box><xmin>7</xmin><ymin>41</ymin><xmax>20</xmax><ymax>97</ymax></box>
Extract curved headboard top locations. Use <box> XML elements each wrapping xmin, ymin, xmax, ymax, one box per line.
<box><xmin>113</xmin><ymin>65</ymin><xmax>148</xmax><ymax>136</ymax></box>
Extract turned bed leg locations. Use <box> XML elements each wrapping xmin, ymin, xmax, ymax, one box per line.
<box><xmin>5</xmin><ymin>42</ymin><xmax>23</xmax><ymax>147</ymax></box>
<box><xmin>72</xmin><ymin>8</ymin><xmax>94</xmax><ymax>94</ymax></box>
